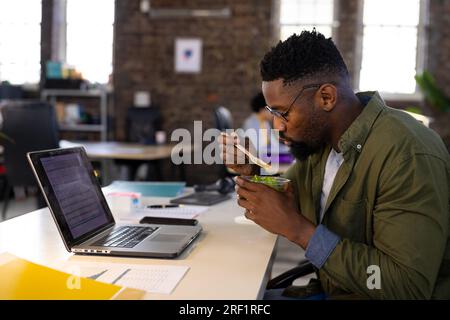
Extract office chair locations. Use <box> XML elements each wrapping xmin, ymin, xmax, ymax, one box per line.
<box><xmin>191</xmin><ymin>106</ymin><xmax>236</xmax><ymax>194</ymax></box>
<box><xmin>1</xmin><ymin>101</ymin><xmax>60</xmax><ymax>220</ymax></box>
<box><xmin>213</xmin><ymin>106</ymin><xmax>233</xmax><ymax>131</ymax></box>
<box><xmin>117</xmin><ymin>106</ymin><xmax>163</xmax><ymax>180</ymax></box>
<box><xmin>0</xmin><ymin>84</ymin><xmax>23</xmax><ymax>100</ymax></box>
<box><xmin>266</xmin><ymin>259</ymin><xmax>315</xmax><ymax>289</ymax></box>
<box><xmin>127</xmin><ymin>107</ymin><xmax>162</xmax><ymax>145</ymax></box>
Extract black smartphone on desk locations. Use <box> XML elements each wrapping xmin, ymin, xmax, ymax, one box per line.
<box><xmin>140</xmin><ymin>216</ymin><xmax>199</xmax><ymax>226</ymax></box>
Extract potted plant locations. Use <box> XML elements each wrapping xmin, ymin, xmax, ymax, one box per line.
<box><xmin>414</xmin><ymin>71</ymin><xmax>450</xmax><ymax>151</ymax></box>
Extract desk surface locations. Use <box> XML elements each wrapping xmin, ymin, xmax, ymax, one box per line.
<box><xmin>0</xmin><ymin>194</ymin><xmax>277</xmax><ymax>300</ymax></box>
<box><xmin>62</xmin><ymin>141</ymin><xmax>193</xmax><ymax>161</ymax></box>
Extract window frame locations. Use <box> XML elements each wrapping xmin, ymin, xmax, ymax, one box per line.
<box><xmin>279</xmin><ymin>0</ymin><xmax>338</xmax><ymax>41</ymax></box>
<box><xmin>0</xmin><ymin>0</ymin><xmax>43</xmax><ymax>86</ymax></box>
<box><xmin>355</xmin><ymin>0</ymin><xmax>428</xmax><ymax>101</ymax></box>
<box><xmin>50</xmin><ymin>0</ymin><xmax>115</xmax><ymax>85</ymax></box>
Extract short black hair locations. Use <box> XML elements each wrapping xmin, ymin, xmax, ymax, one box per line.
<box><xmin>250</xmin><ymin>92</ymin><xmax>266</xmax><ymax>113</ymax></box>
<box><xmin>260</xmin><ymin>29</ymin><xmax>349</xmax><ymax>85</ymax></box>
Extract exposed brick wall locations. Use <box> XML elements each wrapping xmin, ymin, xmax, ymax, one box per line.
<box><xmin>334</xmin><ymin>0</ymin><xmax>362</xmax><ymax>89</ymax></box>
<box><xmin>113</xmin><ymin>0</ymin><xmax>275</xmax><ymax>142</ymax></box>
<box><xmin>427</xmin><ymin>0</ymin><xmax>450</xmax><ymax>97</ymax></box>
<box><xmin>425</xmin><ymin>0</ymin><xmax>450</xmax><ymax>150</ymax></box>
<box><xmin>40</xmin><ymin>0</ymin><xmax>53</xmax><ymax>88</ymax></box>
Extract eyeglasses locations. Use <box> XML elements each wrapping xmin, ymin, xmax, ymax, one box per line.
<box><xmin>265</xmin><ymin>83</ymin><xmax>323</xmax><ymax>122</ymax></box>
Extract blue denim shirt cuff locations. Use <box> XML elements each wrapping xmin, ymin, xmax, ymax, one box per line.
<box><xmin>305</xmin><ymin>225</ymin><xmax>340</xmax><ymax>269</ymax></box>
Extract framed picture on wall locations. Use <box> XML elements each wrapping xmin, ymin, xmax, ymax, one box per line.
<box><xmin>175</xmin><ymin>38</ymin><xmax>202</xmax><ymax>73</ymax></box>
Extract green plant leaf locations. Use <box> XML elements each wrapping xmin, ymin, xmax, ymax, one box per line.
<box><xmin>405</xmin><ymin>106</ymin><xmax>422</xmax><ymax>114</ymax></box>
<box><xmin>415</xmin><ymin>71</ymin><xmax>450</xmax><ymax>113</ymax></box>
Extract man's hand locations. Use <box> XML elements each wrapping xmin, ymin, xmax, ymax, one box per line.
<box><xmin>219</xmin><ymin>132</ymin><xmax>259</xmax><ymax>176</ymax></box>
<box><xmin>235</xmin><ymin>177</ymin><xmax>316</xmax><ymax>249</ymax></box>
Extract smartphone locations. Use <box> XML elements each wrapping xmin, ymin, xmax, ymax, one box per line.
<box><xmin>139</xmin><ymin>216</ymin><xmax>199</xmax><ymax>226</ymax></box>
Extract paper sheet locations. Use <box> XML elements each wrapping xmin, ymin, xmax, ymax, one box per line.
<box><xmin>61</xmin><ymin>261</ymin><xmax>189</xmax><ymax>295</ymax></box>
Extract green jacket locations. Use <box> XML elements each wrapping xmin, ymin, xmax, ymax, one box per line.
<box><xmin>283</xmin><ymin>92</ymin><xmax>450</xmax><ymax>299</ymax></box>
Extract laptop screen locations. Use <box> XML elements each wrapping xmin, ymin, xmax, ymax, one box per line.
<box><xmin>40</xmin><ymin>152</ymin><xmax>110</xmax><ymax>238</ymax></box>
<box><xmin>28</xmin><ymin>148</ymin><xmax>114</xmax><ymax>248</ymax></box>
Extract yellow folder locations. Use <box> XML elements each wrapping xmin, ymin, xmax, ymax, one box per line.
<box><xmin>0</xmin><ymin>253</ymin><xmax>145</xmax><ymax>300</ymax></box>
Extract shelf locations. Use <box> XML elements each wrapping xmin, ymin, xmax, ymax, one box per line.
<box><xmin>58</xmin><ymin>124</ymin><xmax>105</xmax><ymax>132</ymax></box>
<box><xmin>41</xmin><ymin>88</ymin><xmax>110</xmax><ymax>141</ymax></box>
<box><xmin>41</xmin><ymin>89</ymin><xmax>109</xmax><ymax>98</ymax></box>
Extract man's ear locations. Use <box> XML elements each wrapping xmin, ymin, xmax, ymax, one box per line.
<box><xmin>318</xmin><ymin>84</ymin><xmax>337</xmax><ymax>112</ymax></box>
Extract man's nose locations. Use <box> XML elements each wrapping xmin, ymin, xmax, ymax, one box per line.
<box><xmin>273</xmin><ymin>117</ymin><xmax>286</xmax><ymax>132</ymax></box>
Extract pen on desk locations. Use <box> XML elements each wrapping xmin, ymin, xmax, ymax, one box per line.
<box><xmin>147</xmin><ymin>204</ymin><xmax>181</xmax><ymax>209</ymax></box>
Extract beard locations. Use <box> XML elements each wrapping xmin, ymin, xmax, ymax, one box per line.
<box><xmin>279</xmin><ymin>131</ymin><xmax>323</xmax><ymax>161</ymax></box>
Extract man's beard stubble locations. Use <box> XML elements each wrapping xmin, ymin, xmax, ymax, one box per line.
<box><xmin>279</xmin><ymin>130</ymin><xmax>323</xmax><ymax>161</ymax></box>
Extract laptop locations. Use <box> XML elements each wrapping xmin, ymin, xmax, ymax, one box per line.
<box><xmin>27</xmin><ymin>147</ymin><xmax>202</xmax><ymax>258</ymax></box>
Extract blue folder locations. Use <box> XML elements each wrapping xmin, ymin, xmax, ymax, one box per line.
<box><xmin>107</xmin><ymin>181</ymin><xmax>186</xmax><ymax>197</ymax></box>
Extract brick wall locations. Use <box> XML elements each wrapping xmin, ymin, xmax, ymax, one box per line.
<box><xmin>40</xmin><ymin>0</ymin><xmax>53</xmax><ymax>88</ymax></box>
<box><xmin>426</xmin><ymin>0</ymin><xmax>450</xmax><ymax>150</ymax></box>
<box><xmin>113</xmin><ymin>0</ymin><xmax>275</xmax><ymax>142</ymax></box>
<box><xmin>428</xmin><ymin>0</ymin><xmax>450</xmax><ymax>97</ymax></box>
<box><xmin>334</xmin><ymin>0</ymin><xmax>362</xmax><ymax>89</ymax></box>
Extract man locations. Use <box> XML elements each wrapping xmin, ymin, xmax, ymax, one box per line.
<box><xmin>242</xmin><ymin>92</ymin><xmax>274</xmax><ymax>152</ymax></box>
<box><xmin>242</xmin><ymin>92</ymin><xmax>289</xmax><ymax>160</ymax></box>
<box><xmin>221</xmin><ymin>30</ymin><xmax>450</xmax><ymax>299</ymax></box>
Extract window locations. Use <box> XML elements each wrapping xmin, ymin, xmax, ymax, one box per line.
<box><xmin>280</xmin><ymin>0</ymin><xmax>335</xmax><ymax>40</ymax></box>
<box><xmin>66</xmin><ymin>0</ymin><xmax>115</xmax><ymax>84</ymax></box>
<box><xmin>359</xmin><ymin>0</ymin><xmax>425</xmax><ymax>95</ymax></box>
<box><xmin>0</xmin><ymin>0</ymin><xmax>42</xmax><ymax>85</ymax></box>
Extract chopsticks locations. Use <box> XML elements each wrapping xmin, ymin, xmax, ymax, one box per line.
<box><xmin>234</xmin><ymin>143</ymin><xmax>272</xmax><ymax>171</ymax></box>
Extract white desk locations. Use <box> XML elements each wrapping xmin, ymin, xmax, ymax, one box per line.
<box><xmin>60</xmin><ymin>141</ymin><xmax>194</xmax><ymax>161</ymax></box>
<box><xmin>60</xmin><ymin>141</ymin><xmax>194</xmax><ymax>184</ymax></box>
<box><xmin>0</xmin><ymin>193</ymin><xmax>278</xmax><ymax>300</ymax></box>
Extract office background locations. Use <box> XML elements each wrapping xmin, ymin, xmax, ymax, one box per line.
<box><xmin>0</xmin><ymin>0</ymin><xmax>450</xmax><ymax>218</ymax></box>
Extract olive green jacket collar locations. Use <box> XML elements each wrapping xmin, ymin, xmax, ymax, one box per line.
<box><xmin>338</xmin><ymin>91</ymin><xmax>385</xmax><ymax>158</ymax></box>
<box><xmin>309</xmin><ymin>91</ymin><xmax>385</xmax><ymax>168</ymax></box>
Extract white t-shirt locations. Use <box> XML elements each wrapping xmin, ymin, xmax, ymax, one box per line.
<box><xmin>319</xmin><ymin>148</ymin><xmax>345</xmax><ymax>222</ymax></box>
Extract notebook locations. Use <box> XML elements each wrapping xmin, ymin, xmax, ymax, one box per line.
<box><xmin>0</xmin><ymin>253</ymin><xmax>145</xmax><ymax>300</ymax></box>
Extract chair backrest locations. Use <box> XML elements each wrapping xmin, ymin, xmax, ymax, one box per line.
<box><xmin>127</xmin><ymin>107</ymin><xmax>162</xmax><ymax>144</ymax></box>
<box><xmin>0</xmin><ymin>84</ymin><xmax>23</xmax><ymax>100</ymax></box>
<box><xmin>214</xmin><ymin>106</ymin><xmax>233</xmax><ymax>132</ymax></box>
<box><xmin>1</xmin><ymin>101</ymin><xmax>60</xmax><ymax>186</ymax></box>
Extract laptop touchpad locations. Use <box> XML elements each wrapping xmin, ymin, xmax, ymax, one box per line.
<box><xmin>152</xmin><ymin>234</ymin><xmax>186</xmax><ymax>242</ymax></box>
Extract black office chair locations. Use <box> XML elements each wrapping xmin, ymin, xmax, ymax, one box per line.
<box><xmin>127</xmin><ymin>107</ymin><xmax>162</xmax><ymax>145</ymax></box>
<box><xmin>1</xmin><ymin>101</ymin><xmax>60</xmax><ymax>220</ymax></box>
<box><xmin>213</xmin><ymin>106</ymin><xmax>233</xmax><ymax>131</ymax></box>
<box><xmin>117</xmin><ymin>106</ymin><xmax>163</xmax><ymax>180</ymax></box>
<box><xmin>0</xmin><ymin>84</ymin><xmax>23</xmax><ymax>100</ymax></box>
<box><xmin>191</xmin><ymin>106</ymin><xmax>236</xmax><ymax>194</ymax></box>
<box><xmin>266</xmin><ymin>259</ymin><xmax>315</xmax><ymax>290</ymax></box>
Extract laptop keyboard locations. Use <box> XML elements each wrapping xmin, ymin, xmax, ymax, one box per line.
<box><xmin>93</xmin><ymin>226</ymin><xmax>158</xmax><ymax>248</ymax></box>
